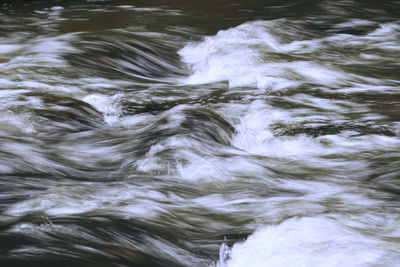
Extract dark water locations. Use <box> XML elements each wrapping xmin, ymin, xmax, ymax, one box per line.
<box><xmin>1</xmin><ymin>0</ymin><xmax>400</xmax><ymax>266</ymax></box>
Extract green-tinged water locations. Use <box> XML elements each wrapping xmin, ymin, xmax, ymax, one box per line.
<box><xmin>1</xmin><ymin>1</ymin><xmax>400</xmax><ymax>266</ymax></box>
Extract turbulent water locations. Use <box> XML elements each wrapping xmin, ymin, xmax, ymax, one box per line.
<box><xmin>1</xmin><ymin>0</ymin><xmax>400</xmax><ymax>266</ymax></box>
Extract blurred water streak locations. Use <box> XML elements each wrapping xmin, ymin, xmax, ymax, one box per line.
<box><xmin>0</xmin><ymin>1</ymin><xmax>400</xmax><ymax>266</ymax></box>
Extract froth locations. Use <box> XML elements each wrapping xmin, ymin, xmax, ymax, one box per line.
<box><xmin>179</xmin><ymin>20</ymin><xmax>399</xmax><ymax>91</ymax></box>
<box><xmin>217</xmin><ymin>216</ymin><xmax>399</xmax><ymax>267</ymax></box>
<box><xmin>178</xmin><ymin>20</ymin><xmax>348</xmax><ymax>89</ymax></box>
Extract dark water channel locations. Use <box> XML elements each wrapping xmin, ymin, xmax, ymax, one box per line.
<box><xmin>1</xmin><ymin>0</ymin><xmax>400</xmax><ymax>266</ymax></box>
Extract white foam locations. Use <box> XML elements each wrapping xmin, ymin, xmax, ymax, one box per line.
<box><xmin>176</xmin><ymin>151</ymin><xmax>267</xmax><ymax>182</ymax></box>
<box><xmin>50</xmin><ymin>6</ymin><xmax>64</xmax><ymax>11</ymax></box>
<box><xmin>27</xmin><ymin>34</ymin><xmax>79</xmax><ymax>64</ymax></box>
<box><xmin>0</xmin><ymin>44</ymin><xmax>24</xmax><ymax>54</ymax></box>
<box><xmin>178</xmin><ymin>20</ymin><xmax>351</xmax><ymax>89</ymax></box>
<box><xmin>231</xmin><ymin>99</ymin><xmax>399</xmax><ymax>161</ymax></box>
<box><xmin>333</xmin><ymin>19</ymin><xmax>376</xmax><ymax>28</ymax></box>
<box><xmin>232</xmin><ymin>100</ymin><xmax>326</xmax><ymax>158</ymax></box>
<box><xmin>368</xmin><ymin>23</ymin><xmax>400</xmax><ymax>38</ymax></box>
<box><xmin>179</xmin><ymin>20</ymin><xmax>400</xmax><ymax>91</ymax></box>
<box><xmin>82</xmin><ymin>93</ymin><xmax>124</xmax><ymax>124</ymax></box>
<box><xmin>0</xmin><ymin>33</ymin><xmax>78</xmax><ymax>72</ymax></box>
<box><xmin>4</xmin><ymin>183</ymin><xmax>171</xmax><ymax>219</ymax></box>
<box><xmin>133</xmin><ymin>7</ymin><xmax>163</xmax><ymax>12</ymax></box>
<box><xmin>0</xmin><ymin>112</ymin><xmax>35</xmax><ymax>134</ymax></box>
<box><xmin>217</xmin><ymin>216</ymin><xmax>399</xmax><ymax>267</ymax></box>
<box><xmin>0</xmin><ymin>163</ymin><xmax>13</xmax><ymax>173</ymax></box>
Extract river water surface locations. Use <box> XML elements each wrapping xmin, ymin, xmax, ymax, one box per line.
<box><xmin>1</xmin><ymin>0</ymin><xmax>400</xmax><ymax>266</ymax></box>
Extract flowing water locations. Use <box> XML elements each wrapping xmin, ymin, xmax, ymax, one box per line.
<box><xmin>1</xmin><ymin>0</ymin><xmax>400</xmax><ymax>266</ymax></box>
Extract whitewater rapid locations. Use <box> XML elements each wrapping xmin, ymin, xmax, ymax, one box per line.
<box><xmin>1</xmin><ymin>1</ymin><xmax>400</xmax><ymax>266</ymax></box>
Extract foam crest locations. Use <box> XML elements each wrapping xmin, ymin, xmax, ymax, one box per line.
<box><xmin>179</xmin><ymin>20</ymin><xmax>400</xmax><ymax>91</ymax></box>
<box><xmin>179</xmin><ymin>20</ymin><xmax>349</xmax><ymax>89</ymax></box>
<box><xmin>82</xmin><ymin>94</ymin><xmax>123</xmax><ymax>124</ymax></box>
<box><xmin>232</xmin><ymin>100</ymin><xmax>326</xmax><ymax>158</ymax></box>
<box><xmin>233</xmin><ymin>100</ymin><xmax>399</xmax><ymax>159</ymax></box>
<box><xmin>217</xmin><ymin>217</ymin><xmax>400</xmax><ymax>267</ymax></box>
